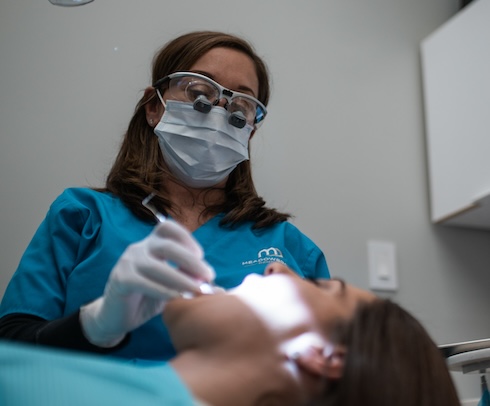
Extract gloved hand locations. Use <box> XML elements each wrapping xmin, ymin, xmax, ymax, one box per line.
<box><xmin>80</xmin><ymin>220</ymin><xmax>215</xmax><ymax>348</ymax></box>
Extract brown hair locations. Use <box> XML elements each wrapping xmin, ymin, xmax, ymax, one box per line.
<box><xmin>100</xmin><ymin>31</ymin><xmax>289</xmax><ymax>228</ymax></box>
<box><xmin>316</xmin><ymin>300</ymin><xmax>460</xmax><ymax>406</ymax></box>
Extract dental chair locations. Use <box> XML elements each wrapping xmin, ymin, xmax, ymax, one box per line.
<box><xmin>440</xmin><ymin>338</ymin><xmax>490</xmax><ymax>406</ymax></box>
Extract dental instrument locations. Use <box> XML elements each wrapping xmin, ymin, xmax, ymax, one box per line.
<box><xmin>141</xmin><ymin>193</ymin><xmax>221</xmax><ymax>296</ymax></box>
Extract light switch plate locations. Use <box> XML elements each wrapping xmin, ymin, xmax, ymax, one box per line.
<box><xmin>368</xmin><ymin>240</ymin><xmax>398</xmax><ymax>291</ymax></box>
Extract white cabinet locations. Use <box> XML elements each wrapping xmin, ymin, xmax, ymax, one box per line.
<box><xmin>420</xmin><ymin>0</ymin><xmax>490</xmax><ymax>230</ymax></box>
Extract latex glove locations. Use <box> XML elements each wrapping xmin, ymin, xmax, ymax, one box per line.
<box><xmin>80</xmin><ymin>220</ymin><xmax>214</xmax><ymax>347</ymax></box>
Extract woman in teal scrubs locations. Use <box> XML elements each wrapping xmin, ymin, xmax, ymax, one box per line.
<box><xmin>0</xmin><ymin>31</ymin><xmax>329</xmax><ymax>361</ymax></box>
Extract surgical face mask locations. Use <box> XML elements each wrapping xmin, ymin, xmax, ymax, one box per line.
<box><xmin>154</xmin><ymin>100</ymin><xmax>253</xmax><ymax>188</ymax></box>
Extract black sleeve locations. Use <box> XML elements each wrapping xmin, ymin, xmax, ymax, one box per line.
<box><xmin>0</xmin><ymin>312</ymin><xmax>129</xmax><ymax>354</ymax></box>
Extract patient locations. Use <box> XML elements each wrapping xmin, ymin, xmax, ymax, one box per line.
<box><xmin>0</xmin><ymin>260</ymin><xmax>460</xmax><ymax>406</ymax></box>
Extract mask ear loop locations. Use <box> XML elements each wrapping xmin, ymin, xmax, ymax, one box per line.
<box><xmin>155</xmin><ymin>89</ymin><xmax>166</xmax><ymax>108</ymax></box>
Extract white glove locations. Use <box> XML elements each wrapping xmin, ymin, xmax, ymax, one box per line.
<box><xmin>80</xmin><ymin>220</ymin><xmax>215</xmax><ymax>348</ymax></box>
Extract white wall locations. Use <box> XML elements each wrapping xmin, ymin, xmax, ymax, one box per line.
<box><xmin>1</xmin><ymin>0</ymin><xmax>489</xmax><ymax>400</ymax></box>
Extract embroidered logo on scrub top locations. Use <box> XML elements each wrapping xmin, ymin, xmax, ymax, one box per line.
<box><xmin>242</xmin><ymin>247</ymin><xmax>286</xmax><ymax>267</ymax></box>
<box><xmin>258</xmin><ymin>247</ymin><xmax>283</xmax><ymax>258</ymax></box>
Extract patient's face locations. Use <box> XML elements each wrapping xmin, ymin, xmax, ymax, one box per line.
<box><xmin>164</xmin><ymin>263</ymin><xmax>376</xmax><ymax>354</ymax></box>
<box><xmin>235</xmin><ymin>263</ymin><xmax>376</xmax><ymax>347</ymax></box>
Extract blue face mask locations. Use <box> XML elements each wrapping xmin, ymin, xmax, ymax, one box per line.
<box><xmin>154</xmin><ymin>101</ymin><xmax>253</xmax><ymax>188</ymax></box>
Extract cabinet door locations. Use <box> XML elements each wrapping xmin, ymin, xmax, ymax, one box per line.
<box><xmin>421</xmin><ymin>0</ymin><xmax>490</xmax><ymax>230</ymax></box>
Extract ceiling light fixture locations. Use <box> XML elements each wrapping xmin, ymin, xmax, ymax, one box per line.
<box><xmin>49</xmin><ymin>0</ymin><xmax>94</xmax><ymax>6</ymax></box>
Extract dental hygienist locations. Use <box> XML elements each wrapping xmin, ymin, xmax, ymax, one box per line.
<box><xmin>0</xmin><ymin>31</ymin><xmax>329</xmax><ymax>361</ymax></box>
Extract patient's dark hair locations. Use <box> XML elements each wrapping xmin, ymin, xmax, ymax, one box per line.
<box><xmin>316</xmin><ymin>299</ymin><xmax>460</xmax><ymax>406</ymax></box>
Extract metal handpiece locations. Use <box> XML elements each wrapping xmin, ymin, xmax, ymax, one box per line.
<box><xmin>142</xmin><ymin>193</ymin><xmax>166</xmax><ymax>223</ymax></box>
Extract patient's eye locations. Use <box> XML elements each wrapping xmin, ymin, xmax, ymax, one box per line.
<box><xmin>306</xmin><ymin>277</ymin><xmax>347</xmax><ymax>295</ymax></box>
<box><xmin>305</xmin><ymin>277</ymin><xmax>320</xmax><ymax>286</ymax></box>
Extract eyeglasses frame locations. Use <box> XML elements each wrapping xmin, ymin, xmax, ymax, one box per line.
<box><xmin>152</xmin><ymin>71</ymin><xmax>267</xmax><ymax>126</ymax></box>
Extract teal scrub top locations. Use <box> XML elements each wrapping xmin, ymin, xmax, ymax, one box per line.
<box><xmin>0</xmin><ymin>188</ymin><xmax>330</xmax><ymax>360</ymax></box>
<box><xmin>0</xmin><ymin>341</ymin><xmax>198</xmax><ymax>406</ymax></box>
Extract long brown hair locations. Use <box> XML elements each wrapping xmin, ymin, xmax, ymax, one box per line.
<box><xmin>101</xmin><ymin>31</ymin><xmax>290</xmax><ymax>228</ymax></box>
<box><xmin>317</xmin><ymin>300</ymin><xmax>460</xmax><ymax>406</ymax></box>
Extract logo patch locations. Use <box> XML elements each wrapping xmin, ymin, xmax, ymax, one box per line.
<box><xmin>242</xmin><ymin>247</ymin><xmax>286</xmax><ymax>267</ymax></box>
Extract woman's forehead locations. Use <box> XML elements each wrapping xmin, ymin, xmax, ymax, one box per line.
<box><xmin>189</xmin><ymin>47</ymin><xmax>259</xmax><ymax>95</ymax></box>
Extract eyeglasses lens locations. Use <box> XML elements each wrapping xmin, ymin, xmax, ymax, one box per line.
<box><xmin>168</xmin><ymin>76</ymin><xmax>259</xmax><ymax>126</ymax></box>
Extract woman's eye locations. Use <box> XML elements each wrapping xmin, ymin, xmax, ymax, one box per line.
<box><xmin>306</xmin><ymin>278</ymin><xmax>343</xmax><ymax>293</ymax></box>
<box><xmin>187</xmin><ymin>82</ymin><xmax>216</xmax><ymax>101</ymax></box>
<box><xmin>188</xmin><ymin>88</ymin><xmax>208</xmax><ymax>100</ymax></box>
<box><xmin>305</xmin><ymin>277</ymin><xmax>320</xmax><ymax>286</ymax></box>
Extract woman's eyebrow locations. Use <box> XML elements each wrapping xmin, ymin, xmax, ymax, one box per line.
<box><xmin>192</xmin><ymin>70</ymin><xmax>256</xmax><ymax>96</ymax></box>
